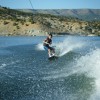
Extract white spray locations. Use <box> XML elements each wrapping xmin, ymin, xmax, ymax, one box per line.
<box><xmin>55</xmin><ymin>37</ymin><xmax>84</xmax><ymax>56</ymax></box>
<box><xmin>36</xmin><ymin>37</ymin><xmax>84</xmax><ymax>56</ymax></box>
<box><xmin>75</xmin><ymin>48</ymin><xmax>100</xmax><ymax>100</ymax></box>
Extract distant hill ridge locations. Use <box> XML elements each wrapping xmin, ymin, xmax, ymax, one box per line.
<box><xmin>0</xmin><ymin>6</ymin><xmax>100</xmax><ymax>36</ymax></box>
<box><xmin>18</xmin><ymin>9</ymin><xmax>100</xmax><ymax>21</ymax></box>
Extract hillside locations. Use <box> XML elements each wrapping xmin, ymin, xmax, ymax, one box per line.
<box><xmin>19</xmin><ymin>9</ymin><xmax>100</xmax><ymax>21</ymax></box>
<box><xmin>0</xmin><ymin>7</ymin><xmax>100</xmax><ymax>36</ymax></box>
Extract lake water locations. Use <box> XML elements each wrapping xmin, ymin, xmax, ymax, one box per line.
<box><xmin>0</xmin><ymin>36</ymin><xmax>100</xmax><ymax>100</ymax></box>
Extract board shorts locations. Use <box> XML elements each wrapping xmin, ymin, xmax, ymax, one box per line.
<box><xmin>43</xmin><ymin>45</ymin><xmax>54</xmax><ymax>51</ymax></box>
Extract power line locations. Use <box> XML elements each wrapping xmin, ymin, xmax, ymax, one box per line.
<box><xmin>28</xmin><ymin>0</ymin><xmax>34</xmax><ymax>10</ymax></box>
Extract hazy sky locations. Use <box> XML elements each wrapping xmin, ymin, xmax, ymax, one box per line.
<box><xmin>0</xmin><ymin>0</ymin><xmax>100</xmax><ymax>9</ymax></box>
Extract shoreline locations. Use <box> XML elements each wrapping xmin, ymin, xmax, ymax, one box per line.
<box><xmin>0</xmin><ymin>34</ymin><xmax>99</xmax><ymax>37</ymax></box>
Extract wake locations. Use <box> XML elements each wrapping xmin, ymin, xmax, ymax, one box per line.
<box><xmin>36</xmin><ymin>37</ymin><xmax>84</xmax><ymax>57</ymax></box>
<box><xmin>76</xmin><ymin>48</ymin><xmax>100</xmax><ymax>100</ymax></box>
<box><xmin>55</xmin><ymin>37</ymin><xmax>84</xmax><ymax>56</ymax></box>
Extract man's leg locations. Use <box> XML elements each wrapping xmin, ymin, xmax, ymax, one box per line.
<box><xmin>47</xmin><ymin>45</ymin><xmax>55</xmax><ymax>57</ymax></box>
<box><xmin>50</xmin><ymin>47</ymin><xmax>55</xmax><ymax>56</ymax></box>
<box><xmin>48</xmin><ymin>49</ymin><xmax>52</xmax><ymax>57</ymax></box>
<box><xmin>52</xmin><ymin>48</ymin><xmax>55</xmax><ymax>54</ymax></box>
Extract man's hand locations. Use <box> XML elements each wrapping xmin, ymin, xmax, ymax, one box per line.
<box><xmin>43</xmin><ymin>41</ymin><xmax>50</xmax><ymax>45</ymax></box>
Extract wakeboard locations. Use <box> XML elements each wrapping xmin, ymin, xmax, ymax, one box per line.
<box><xmin>48</xmin><ymin>55</ymin><xmax>58</xmax><ymax>60</ymax></box>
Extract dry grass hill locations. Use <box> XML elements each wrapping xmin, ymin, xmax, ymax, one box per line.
<box><xmin>0</xmin><ymin>6</ymin><xmax>100</xmax><ymax>36</ymax></box>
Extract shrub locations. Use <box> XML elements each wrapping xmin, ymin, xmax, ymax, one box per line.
<box><xmin>16</xmin><ymin>26</ymin><xmax>20</xmax><ymax>29</ymax></box>
<box><xmin>31</xmin><ymin>21</ymin><xmax>35</xmax><ymax>24</ymax></box>
<box><xmin>13</xmin><ymin>22</ymin><xmax>18</xmax><ymax>26</ymax></box>
<box><xmin>20</xmin><ymin>21</ymin><xmax>24</xmax><ymax>25</ymax></box>
<box><xmin>25</xmin><ymin>24</ymin><xmax>29</xmax><ymax>26</ymax></box>
<box><xmin>3</xmin><ymin>21</ymin><xmax>9</xmax><ymax>25</ymax></box>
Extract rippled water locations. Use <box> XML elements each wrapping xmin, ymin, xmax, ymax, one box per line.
<box><xmin>0</xmin><ymin>36</ymin><xmax>100</xmax><ymax>100</ymax></box>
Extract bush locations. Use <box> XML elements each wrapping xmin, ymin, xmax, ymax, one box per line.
<box><xmin>20</xmin><ymin>21</ymin><xmax>24</xmax><ymax>25</ymax></box>
<box><xmin>31</xmin><ymin>21</ymin><xmax>35</xmax><ymax>24</ymax></box>
<box><xmin>44</xmin><ymin>22</ymin><xmax>51</xmax><ymax>27</ymax></box>
<box><xmin>16</xmin><ymin>26</ymin><xmax>20</xmax><ymax>29</ymax></box>
<box><xmin>13</xmin><ymin>22</ymin><xmax>18</xmax><ymax>26</ymax></box>
<box><xmin>3</xmin><ymin>21</ymin><xmax>9</xmax><ymax>25</ymax></box>
<box><xmin>25</xmin><ymin>24</ymin><xmax>29</xmax><ymax>26</ymax></box>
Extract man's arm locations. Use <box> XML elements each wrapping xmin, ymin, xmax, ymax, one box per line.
<box><xmin>43</xmin><ymin>41</ymin><xmax>50</xmax><ymax>45</ymax></box>
<box><xmin>43</xmin><ymin>37</ymin><xmax>50</xmax><ymax>45</ymax></box>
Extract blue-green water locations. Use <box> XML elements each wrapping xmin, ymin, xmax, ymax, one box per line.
<box><xmin>0</xmin><ymin>36</ymin><xmax>100</xmax><ymax>100</ymax></box>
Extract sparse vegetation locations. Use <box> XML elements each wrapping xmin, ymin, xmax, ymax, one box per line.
<box><xmin>0</xmin><ymin>6</ymin><xmax>100</xmax><ymax>36</ymax></box>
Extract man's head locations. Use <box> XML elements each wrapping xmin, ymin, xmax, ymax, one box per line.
<box><xmin>48</xmin><ymin>33</ymin><xmax>52</xmax><ymax>39</ymax></box>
